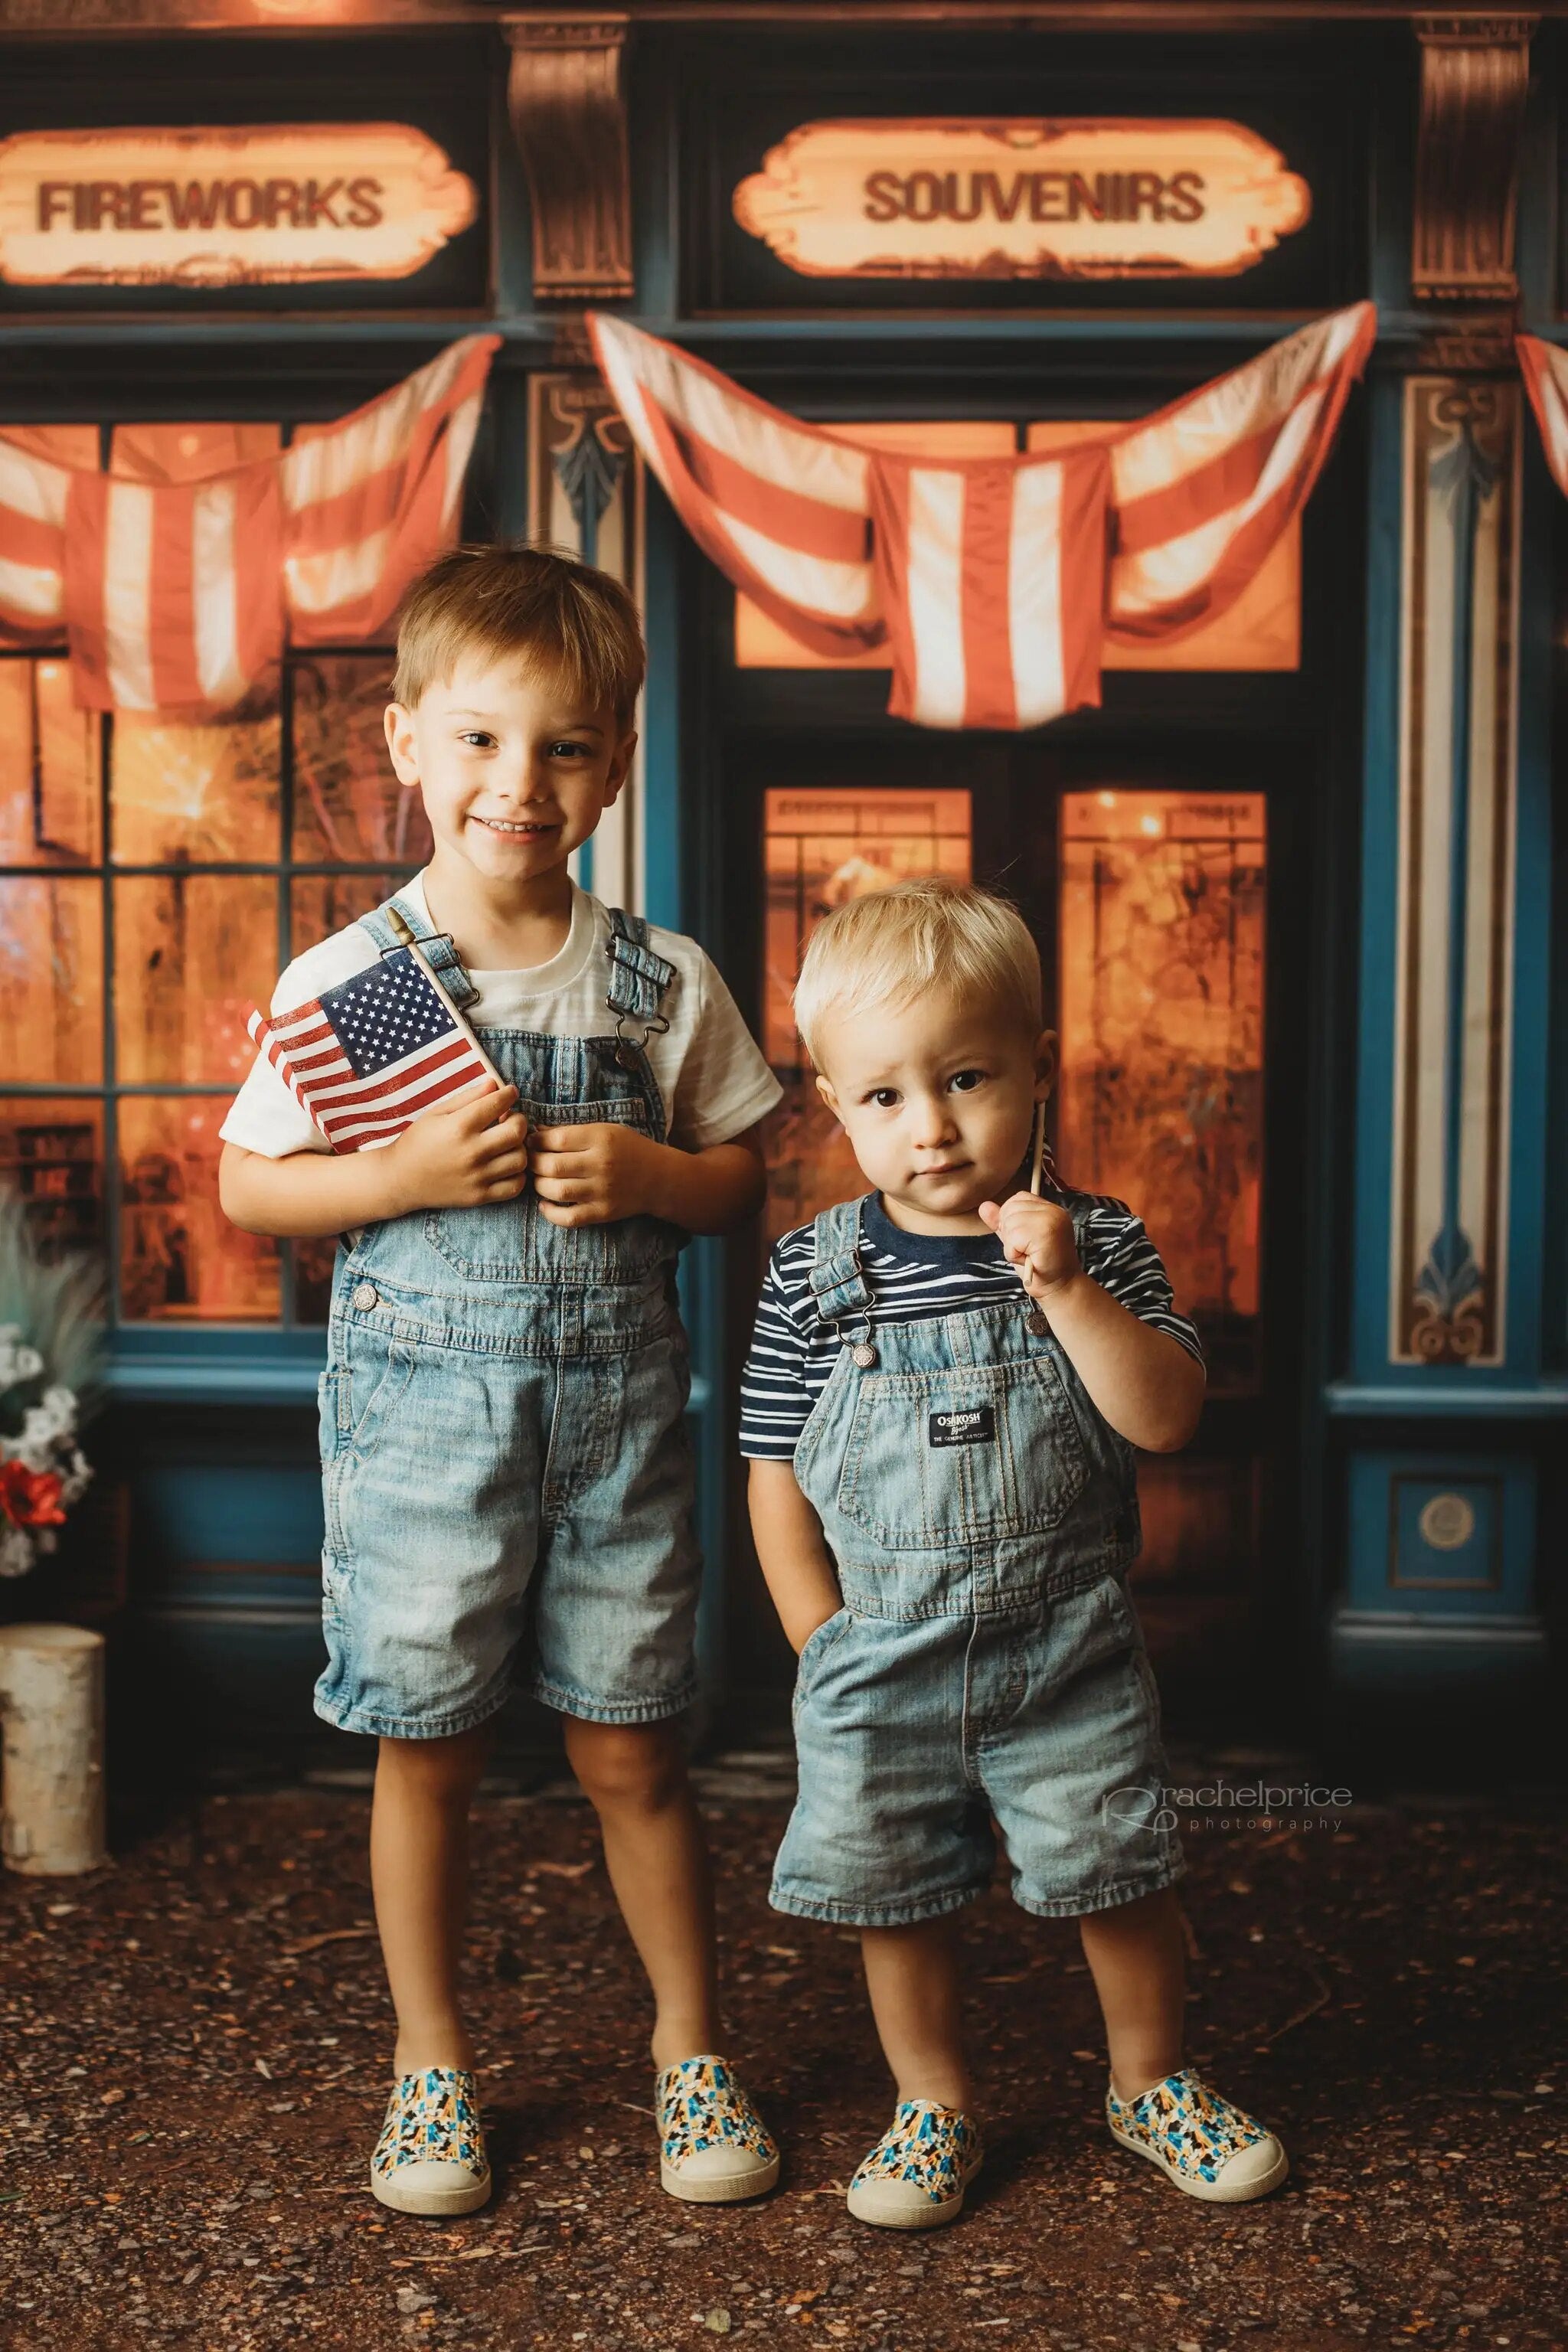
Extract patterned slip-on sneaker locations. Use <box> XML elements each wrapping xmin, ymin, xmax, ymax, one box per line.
<box><xmin>1106</xmin><ymin>2068</ymin><xmax>1289</xmax><ymax>2204</ymax></box>
<box><xmin>846</xmin><ymin>2099</ymin><xmax>983</xmax><ymax>2231</ymax></box>
<box><xmin>655</xmin><ymin>2054</ymin><xmax>780</xmax><ymax>2204</ymax></box>
<box><xmin>370</xmin><ymin>2066</ymin><xmax>492</xmax><ymax>2216</ymax></box>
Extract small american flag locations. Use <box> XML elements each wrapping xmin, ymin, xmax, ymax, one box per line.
<box><xmin>247</xmin><ymin>946</ymin><xmax>498</xmax><ymax>1155</ymax></box>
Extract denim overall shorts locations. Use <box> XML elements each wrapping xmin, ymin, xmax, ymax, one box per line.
<box><xmin>771</xmin><ymin>1195</ymin><xmax>1186</xmax><ymax>1924</ymax></box>
<box><xmin>312</xmin><ymin>893</ymin><xmax>701</xmax><ymax>1741</ymax></box>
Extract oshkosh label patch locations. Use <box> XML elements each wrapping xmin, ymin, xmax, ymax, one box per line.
<box><xmin>929</xmin><ymin>1405</ymin><xmax>995</xmax><ymax>1446</ymax></box>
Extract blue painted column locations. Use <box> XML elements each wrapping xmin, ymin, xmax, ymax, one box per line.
<box><xmin>1328</xmin><ymin>356</ymin><xmax>1560</xmax><ymax>1746</ymax></box>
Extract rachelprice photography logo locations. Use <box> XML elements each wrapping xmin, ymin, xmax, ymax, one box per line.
<box><xmin>1104</xmin><ymin>1779</ymin><xmax>1354</xmax><ymax>1836</ymax></box>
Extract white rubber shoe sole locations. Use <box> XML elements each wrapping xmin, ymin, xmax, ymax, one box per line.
<box><xmin>1108</xmin><ymin>2113</ymin><xmax>1289</xmax><ymax>2203</ymax></box>
<box><xmin>661</xmin><ymin>2147</ymin><xmax>781</xmax><ymax>2204</ymax></box>
<box><xmin>371</xmin><ymin>2157</ymin><xmax>493</xmax><ymax>2216</ymax></box>
<box><xmin>846</xmin><ymin>2145</ymin><xmax>982</xmax><ymax>2231</ymax></box>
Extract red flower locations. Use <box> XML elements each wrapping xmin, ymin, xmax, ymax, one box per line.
<box><xmin>0</xmin><ymin>1459</ymin><xmax>67</xmax><ymax>1528</ymax></box>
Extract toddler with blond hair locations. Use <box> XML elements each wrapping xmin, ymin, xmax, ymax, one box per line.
<box><xmin>741</xmin><ymin>878</ymin><xmax>1288</xmax><ymax>2228</ymax></box>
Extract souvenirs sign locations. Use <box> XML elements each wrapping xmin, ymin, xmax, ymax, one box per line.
<box><xmin>0</xmin><ymin>123</ymin><xmax>477</xmax><ymax>289</ymax></box>
<box><xmin>733</xmin><ymin>119</ymin><xmax>1310</xmax><ymax>281</ymax></box>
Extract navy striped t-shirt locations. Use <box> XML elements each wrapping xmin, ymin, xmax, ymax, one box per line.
<box><xmin>740</xmin><ymin>1182</ymin><xmax>1202</xmax><ymax>1462</ymax></box>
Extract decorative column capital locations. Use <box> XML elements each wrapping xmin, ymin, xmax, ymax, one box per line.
<box><xmin>1413</xmin><ymin>317</ymin><xmax>1519</xmax><ymax>374</ymax></box>
<box><xmin>1412</xmin><ymin>15</ymin><xmax>1535</xmax><ymax>305</ymax></box>
<box><xmin>505</xmin><ymin>11</ymin><xmax>635</xmax><ymax>304</ymax></box>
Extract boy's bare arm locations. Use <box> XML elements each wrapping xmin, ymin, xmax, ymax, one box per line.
<box><xmin>979</xmin><ymin>1192</ymin><xmax>1205</xmax><ymax>1453</ymax></box>
<box><xmin>747</xmin><ymin>1459</ymin><xmax>844</xmax><ymax>1654</ymax></box>
<box><xmin>219</xmin><ymin>1082</ymin><xmax>528</xmax><ymax>1240</ymax></box>
<box><xmin>529</xmin><ymin>1122</ymin><xmax>766</xmax><ymax>1237</ymax></box>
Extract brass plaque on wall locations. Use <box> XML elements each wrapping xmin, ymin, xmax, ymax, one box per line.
<box><xmin>733</xmin><ymin>118</ymin><xmax>1310</xmax><ymax>283</ymax></box>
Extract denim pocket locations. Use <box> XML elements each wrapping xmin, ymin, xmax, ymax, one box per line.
<box><xmin>321</xmin><ymin>1554</ymin><xmax>351</xmax><ymax>1632</ymax></box>
<box><xmin>792</xmin><ymin>1607</ymin><xmax>852</xmax><ymax>1720</ymax></box>
<box><xmin>836</xmin><ymin>1354</ymin><xmax>1089</xmax><ymax>1550</ymax></box>
<box><xmin>335</xmin><ymin>1332</ymin><xmax>416</xmax><ymax>1463</ymax></box>
<box><xmin>322</xmin><ymin>1338</ymin><xmax>414</xmax><ymax>1564</ymax></box>
<box><xmin>425</xmin><ymin>1096</ymin><xmax>650</xmax><ymax>1281</ymax></box>
<box><xmin>317</xmin><ymin>1366</ymin><xmax>343</xmax><ymax>1468</ymax></box>
<box><xmin>1098</xmin><ymin>1570</ymin><xmax>1138</xmax><ymax>1644</ymax></box>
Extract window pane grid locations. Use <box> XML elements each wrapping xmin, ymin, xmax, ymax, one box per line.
<box><xmin>2</xmin><ymin>606</ymin><xmax>407</xmax><ymax>1329</ymax></box>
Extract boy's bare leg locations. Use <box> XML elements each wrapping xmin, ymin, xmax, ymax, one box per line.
<box><xmin>371</xmin><ymin>1727</ymin><xmax>490</xmax><ymax>2076</ymax></box>
<box><xmin>1077</xmin><ymin>1885</ymin><xmax>1187</xmax><ymax>2102</ymax></box>
<box><xmin>563</xmin><ymin>1717</ymin><xmax>720</xmax><ymax>2069</ymax></box>
<box><xmin>861</xmin><ymin>1918</ymin><xmax>972</xmax><ymax>2111</ymax></box>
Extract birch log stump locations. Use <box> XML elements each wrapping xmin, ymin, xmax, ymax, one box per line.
<box><xmin>0</xmin><ymin>1624</ymin><xmax>107</xmax><ymax>1875</ymax></box>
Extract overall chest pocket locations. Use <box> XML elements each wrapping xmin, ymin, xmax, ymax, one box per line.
<box><xmin>835</xmin><ymin>1352</ymin><xmax>1090</xmax><ymax>1550</ymax></box>
<box><xmin>424</xmin><ymin>1095</ymin><xmax>651</xmax><ymax>1281</ymax></box>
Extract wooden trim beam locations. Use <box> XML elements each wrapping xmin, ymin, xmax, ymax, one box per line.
<box><xmin>1412</xmin><ymin>15</ymin><xmax>1536</xmax><ymax>303</ymax></box>
<box><xmin>505</xmin><ymin>12</ymin><xmax>634</xmax><ymax>302</ymax></box>
<box><xmin>0</xmin><ymin>2</ymin><xmax>1561</xmax><ymax>30</ymax></box>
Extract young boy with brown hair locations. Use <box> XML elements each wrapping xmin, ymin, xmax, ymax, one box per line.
<box><xmin>220</xmin><ymin>545</ymin><xmax>782</xmax><ymax>2216</ymax></box>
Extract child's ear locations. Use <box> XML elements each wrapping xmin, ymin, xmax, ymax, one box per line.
<box><xmin>601</xmin><ymin>727</ymin><xmax>638</xmax><ymax>806</ymax></box>
<box><xmin>1034</xmin><ymin>1029</ymin><xmax>1058</xmax><ymax>1102</ymax></box>
<box><xmin>384</xmin><ymin>701</ymin><xmax>420</xmax><ymax>789</ymax></box>
<box><xmin>814</xmin><ymin>1073</ymin><xmax>842</xmax><ymax>1124</ymax></box>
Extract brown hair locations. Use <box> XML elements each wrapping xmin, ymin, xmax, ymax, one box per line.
<box><xmin>391</xmin><ymin>543</ymin><xmax>645</xmax><ymax>720</ymax></box>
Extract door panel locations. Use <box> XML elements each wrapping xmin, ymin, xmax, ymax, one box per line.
<box><xmin>1057</xmin><ymin>786</ymin><xmax>1266</xmax><ymax>1397</ymax></box>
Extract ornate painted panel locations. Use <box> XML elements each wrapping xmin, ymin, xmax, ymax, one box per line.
<box><xmin>528</xmin><ymin>370</ymin><xmax>642</xmax><ymax>912</ymax></box>
<box><xmin>1389</xmin><ymin>378</ymin><xmax>1520</xmax><ymax>1366</ymax></box>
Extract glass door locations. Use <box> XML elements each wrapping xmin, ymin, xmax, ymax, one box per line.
<box><xmin>733</xmin><ymin>727</ymin><xmax>1306</xmax><ymax>1731</ymax></box>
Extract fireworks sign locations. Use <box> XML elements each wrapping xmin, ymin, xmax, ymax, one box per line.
<box><xmin>0</xmin><ymin>122</ymin><xmax>477</xmax><ymax>289</ymax></box>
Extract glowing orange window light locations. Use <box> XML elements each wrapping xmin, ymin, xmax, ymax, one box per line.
<box><xmin>760</xmin><ymin>785</ymin><xmax>972</xmax><ymax>1240</ymax></box>
<box><xmin>1057</xmin><ymin>789</ymin><xmax>1266</xmax><ymax>1394</ymax></box>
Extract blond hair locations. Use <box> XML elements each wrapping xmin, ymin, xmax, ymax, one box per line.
<box><xmin>793</xmin><ymin>878</ymin><xmax>1042</xmax><ymax>1067</ymax></box>
<box><xmin>391</xmin><ymin>543</ymin><xmax>645</xmax><ymax>720</ymax></box>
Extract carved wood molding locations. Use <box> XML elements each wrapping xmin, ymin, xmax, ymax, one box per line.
<box><xmin>1413</xmin><ymin>315</ymin><xmax>1517</xmax><ymax>371</ymax></box>
<box><xmin>505</xmin><ymin>13</ymin><xmax>634</xmax><ymax>303</ymax></box>
<box><xmin>1412</xmin><ymin>15</ymin><xmax>1535</xmax><ymax>303</ymax></box>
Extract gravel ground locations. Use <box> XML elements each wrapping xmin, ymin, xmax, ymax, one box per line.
<box><xmin>2</xmin><ymin>1756</ymin><xmax>1563</xmax><ymax>2352</ymax></box>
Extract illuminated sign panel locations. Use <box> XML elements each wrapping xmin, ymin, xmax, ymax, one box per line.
<box><xmin>734</xmin><ymin>119</ymin><xmax>1310</xmax><ymax>281</ymax></box>
<box><xmin>0</xmin><ymin>124</ymin><xmax>477</xmax><ymax>288</ymax></box>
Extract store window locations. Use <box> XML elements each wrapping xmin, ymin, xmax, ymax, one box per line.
<box><xmin>761</xmin><ymin>785</ymin><xmax>972</xmax><ymax>1240</ymax></box>
<box><xmin>0</xmin><ymin>423</ymin><xmax>430</xmax><ymax>1327</ymax></box>
<box><xmin>1057</xmin><ymin>789</ymin><xmax>1266</xmax><ymax>1394</ymax></box>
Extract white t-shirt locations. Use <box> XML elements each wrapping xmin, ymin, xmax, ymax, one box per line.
<box><xmin>220</xmin><ymin>876</ymin><xmax>782</xmax><ymax>1160</ymax></box>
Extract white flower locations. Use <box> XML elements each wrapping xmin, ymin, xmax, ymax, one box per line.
<box><xmin>60</xmin><ymin>1450</ymin><xmax>93</xmax><ymax>1507</ymax></box>
<box><xmin>20</xmin><ymin>1394</ymin><xmax>76</xmax><ymax>1453</ymax></box>
<box><xmin>0</xmin><ymin>1523</ymin><xmax>33</xmax><ymax>1579</ymax></box>
<box><xmin>0</xmin><ymin>1334</ymin><xmax>44</xmax><ymax>1391</ymax></box>
<box><xmin>0</xmin><ymin>1331</ymin><xmax>91</xmax><ymax>1570</ymax></box>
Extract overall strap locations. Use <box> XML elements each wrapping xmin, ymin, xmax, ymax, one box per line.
<box><xmin>356</xmin><ymin>893</ymin><xmax>480</xmax><ymax>1013</ymax></box>
<box><xmin>807</xmin><ymin>1196</ymin><xmax>874</xmax><ymax>1330</ymax></box>
<box><xmin>605</xmin><ymin>906</ymin><xmax>677</xmax><ymax>1054</ymax></box>
<box><xmin>605</xmin><ymin>907</ymin><xmax>677</xmax><ymax>1023</ymax></box>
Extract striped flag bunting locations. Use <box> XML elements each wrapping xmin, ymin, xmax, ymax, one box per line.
<box><xmin>247</xmin><ymin>946</ymin><xmax>498</xmax><ymax>1155</ymax></box>
<box><xmin>1105</xmin><ymin>300</ymin><xmax>1377</xmax><ymax>643</ymax></box>
<box><xmin>0</xmin><ymin>333</ymin><xmax>499</xmax><ymax>712</ymax></box>
<box><xmin>867</xmin><ymin>439</ymin><xmax>1110</xmax><ymax>729</ymax></box>
<box><xmin>588</xmin><ymin>302</ymin><xmax>1376</xmax><ymax>730</ymax></box>
<box><xmin>283</xmin><ymin>332</ymin><xmax>497</xmax><ymax>646</ymax></box>
<box><xmin>1517</xmin><ymin>335</ymin><xmax>1568</xmax><ymax>495</ymax></box>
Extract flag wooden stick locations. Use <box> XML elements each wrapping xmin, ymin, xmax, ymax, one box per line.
<box><xmin>382</xmin><ymin>903</ymin><xmax>508</xmax><ymax>1096</ymax></box>
<box><xmin>1029</xmin><ymin>1099</ymin><xmax>1047</xmax><ymax>1195</ymax></box>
